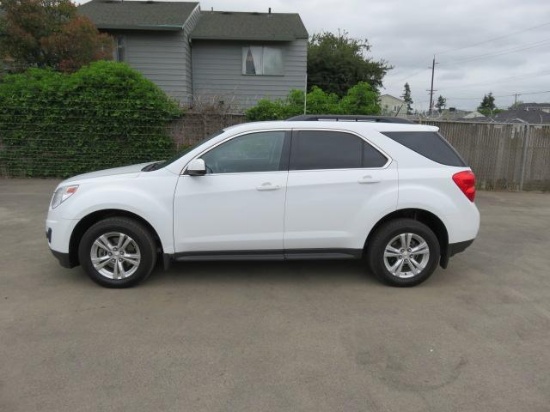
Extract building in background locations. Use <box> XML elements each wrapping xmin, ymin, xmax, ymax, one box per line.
<box><xmin>79</xmin><ymin>1</ymin><xmax>308</xmax><ymax>113</ymax></box>
<box><xmin>515</xmin><ymin>102</ymin><xmax>550</xmax><ymax>113</ymax></box>
<box><xmin>379</xmin><ymin>94</ymin><xmax>407</xmax><ymax>117</ymax></box>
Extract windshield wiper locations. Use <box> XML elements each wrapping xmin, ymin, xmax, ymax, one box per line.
<box><xmin>141</xmin><ymin>161</ymin><xmax>163</xmax><ymax>172</ymax></box>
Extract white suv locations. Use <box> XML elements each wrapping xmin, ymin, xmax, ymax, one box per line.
<box><xmin>46</xmin><ymin>115</ymin><xmax>479</xmax><ymax>288</ymax></box>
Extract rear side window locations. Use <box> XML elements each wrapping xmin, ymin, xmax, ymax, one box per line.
<box><xmin>362</xmin><ymin>143</ymin><xmax>388</xmax><ymax>168</ymax></box>
<box><xmin>381</xmin><ymin>131</ymin><xmax>466</xmax><ymax>167</ymax></box>
<box><xmin>290</xmin><ymin>131</ymin><xmax>387</xmax><ymax>170</ymax></box>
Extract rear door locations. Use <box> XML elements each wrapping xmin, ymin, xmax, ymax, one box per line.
<box><xmin>284</xmin><ymin>129</ymin><xmax>398</xmax><ymax>254</ymax></box>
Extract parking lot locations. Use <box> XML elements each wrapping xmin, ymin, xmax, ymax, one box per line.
<box><xmin>1</xmin><ymin>178</ymin><xmax>549</xmax><ymax>412</ymax></box>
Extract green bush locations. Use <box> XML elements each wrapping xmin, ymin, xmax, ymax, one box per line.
<box><xmin>340</xmin><ymin>82</ymin><xmax>381</xmax><ymax>115</ymax></box>
<box><xmin>245</xmin><ymin>91</ymin><xmax>303</xmax><ymax>121</ymax></box>
<box><xmin>243</xmin><ymin>98</ymin><xmax>292</xmax><ymax>121</ymax></box>
<box><xmin>0</xmin><ymin>61</ymin><xmax>181</xmax><ymax>177</ymax></box>
<box><xmin>245</xmin><ymin>82</ymin><xmax>380</xmax><ymax>121</ymax></box>
<box><xmin>304</xmin><ymin>87</ymin><xmax>342</xmax><ymax>114</ymax></box>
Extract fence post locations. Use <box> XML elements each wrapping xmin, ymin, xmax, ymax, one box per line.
<box><xmin>519</xmin><ymin>123</ymin><xmax>531</xmax><ymax>191</ymax></box>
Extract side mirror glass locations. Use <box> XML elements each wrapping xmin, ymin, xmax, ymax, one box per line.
<box><xmin>186</xmin><ymin>158</ymin><xmax>206</xmax><ymax>176</ymax></box>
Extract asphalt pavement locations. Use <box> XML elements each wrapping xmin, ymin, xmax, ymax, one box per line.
<box><xmin>1</xmin><ymin>179</ymin><xmax>549</xmax><ymax>412</ymax></box>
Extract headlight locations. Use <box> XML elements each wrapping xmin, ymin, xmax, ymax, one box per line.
<box><xmin>51</xmin><ymin>185</ymin><xmax>79</xmax><ymax>209</ymax></box>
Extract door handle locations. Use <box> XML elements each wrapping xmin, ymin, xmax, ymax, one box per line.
<box><xmin>358</xmin><ymin>175</ymin><xmax>381</xmax><ymax>184</ymax></box>
<box><xmin>256</xmin><ymin>182</ymin><xmax>281</xmax><ymax>191</ymax></box>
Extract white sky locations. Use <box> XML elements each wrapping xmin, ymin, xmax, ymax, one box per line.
<box><xmin>79</xmin><ymin>0</ymin><xmax>550</xmax><ymax>111</ymax></box>
<box><xmin>198</xmin><ymin>0</ymin><xmax>550</xmax><ymax>111</ymax></box>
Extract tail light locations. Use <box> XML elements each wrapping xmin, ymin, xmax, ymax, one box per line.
<box><xmin>453</xmin><ymin>171</ymin><xmax>476</xmax><ymax>202</ymax></box>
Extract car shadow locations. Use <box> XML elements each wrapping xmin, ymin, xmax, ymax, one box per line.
<box><xmin>149</xmin><ymin>259</ymin><xmax>378</xmax><ymax>287</ymax></box>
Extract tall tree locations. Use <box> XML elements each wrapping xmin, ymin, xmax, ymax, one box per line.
<box><xmin>307</xmin><ymin>30</ymin><xmax>391</xmax><ymax>97</ymax></box>
<box><xmin>478</xmin><ymin>92</ymin><xmax>496</xmax><ymax>115</ymax></box>
<box><xmin>401</xmin><ymin>83</ymin><xmax>413</xmax><ymax>114</ymax></box>
<box><xmin>435</xmin><ymin>95</ymin><xmax>447</xmax><ymax>113</ymax></box>
<box><xmin>0</xmin><ymin>0</ymin><xmax>113</xmax><ymax>73</ymax></box>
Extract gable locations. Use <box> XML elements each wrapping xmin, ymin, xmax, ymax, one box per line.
<box><xmin>380</xmin><ymin>95</ymin><xmax>405</xmax><ymax>106</ymax></box>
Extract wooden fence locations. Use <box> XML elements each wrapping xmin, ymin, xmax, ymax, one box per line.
<box><xmin>423</xmin><ymin>121</ymin><xmax>550</xmax><ymax>191</ymax></box>
<box><xmin>171</xmin><ymin>116</ymin><xmax>550</xmax><ymax>191</ymax></box>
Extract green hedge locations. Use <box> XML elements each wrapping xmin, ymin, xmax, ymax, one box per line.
<box><xmin>245</xmin><ymin>82</ymin><xmax>381</xmax><ymax>121</ymax></box>
<box><xmin>0</xmin><ymin>61</ymin><xmax>181</xmax><ymax>177</ymax></box>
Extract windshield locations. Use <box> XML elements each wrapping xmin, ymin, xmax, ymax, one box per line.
<box><xmin>142</xmin><ymin>129</ymin><xmax>225</xmax><ymax>172</ymax></box>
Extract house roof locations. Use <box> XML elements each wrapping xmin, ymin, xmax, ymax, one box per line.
<box><xmin>461</xmin><ymin>111</ymin><xmax>486</xmax><ymax>119</ymax></box>
<box><xmin>492</xmin><ymin>109</ymin><xmax>550</xmax><ymax>124</ymax></box>
<box><xmin>78</xmin><ymin>0</ymin><xmax>199</xmax><ymax>31</ymax></box>
<box><xmin>515</xmin><ymin>102</ymin><xmax>550</xmax><ymax>111</ymax></box>
<box><xmin>190</xmin><ymin>11</ymin><xmax>308</xmax><ymax>41</ymax></box>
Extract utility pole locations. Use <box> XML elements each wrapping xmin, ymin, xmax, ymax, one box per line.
<box><xmin>428</xmin><ymin>56</ymin><xmax>437</xmax><ymax>116</ymax></box>
<box><xmin>303</xmin><ymin>74</ymin><xmax>308</xmax><ymax>114</ymax></box>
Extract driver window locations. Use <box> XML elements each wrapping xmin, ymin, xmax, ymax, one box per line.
<box><xmin>201</xmin><ymin>131</ymin><xmax>286</xmax><ymax>174</ymax></box>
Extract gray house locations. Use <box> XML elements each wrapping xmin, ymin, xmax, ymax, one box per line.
<box><xmin>78</xmin><ymin>1</ymin><xmax>308</xmax><ymax>112</ymax></box>
<box><xmin>190</xmin><ymin>11</ymin><xmax>308</xmax><ymax>111</ymax></box>
<box><xmin>491</xmin><ymin>109</ymin><xmax>550</xmax><ymax>124</ymax></box>
<box><xmin>515</xmin><ymin>102</ymin><xmax>550</xmax><ymax>113</ymax></box>
<box><xmin>79</xmin><ymin>1</ymin><xmax>201</xmax><ymax>104</ymax></box>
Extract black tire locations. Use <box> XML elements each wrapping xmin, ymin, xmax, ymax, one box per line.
<box><xmin>367</xmin><ymin>219</ymin><xmax>440</xmax><ymax>287</ymax></box>
<box><xmin>78</xmin><ymin>217</ymin><xmax>157</xmax><ymax>288</ymax></box>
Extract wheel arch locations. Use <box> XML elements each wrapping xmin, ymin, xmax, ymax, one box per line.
<box><xmin>364</xmin><ymin>209</ymin><xmax>449</xmax><ymax>266</ymax></box>
<box><xmin>68</xmin><ymin>209</ymin><xmax>164</xmax><ymax>268</ymax></box>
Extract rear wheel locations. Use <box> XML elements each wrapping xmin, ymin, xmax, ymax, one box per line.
<box><xmin>367</xmin><ymin>219</ymin><xmax>440</xmax><ymax>287</ymax></box>
<box><xmin>78</xmin><ymin>217</ymin><xmax>157</xmax><ymax>288</ymax></box>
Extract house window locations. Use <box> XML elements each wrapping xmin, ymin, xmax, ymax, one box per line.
<box><xmin>242</xmin><ymin>46</ymin><xmax>283</xmax><ymax>76</ymax></box>
<box><xmin>115</xmin><ymin>36</ymin><xmax>126</xmax><ymax>62</ymax></box>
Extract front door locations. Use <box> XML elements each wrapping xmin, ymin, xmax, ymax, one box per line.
<box><xmin>173</xmin><ymin>131</ymin><xmax>290</xmax><ymax>254</ymax></box>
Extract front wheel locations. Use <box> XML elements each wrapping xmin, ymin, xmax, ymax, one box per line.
<box><xmin>367</xmin><ymin>219</ymin><xmax>440</xmax><ymax>287</ymax></box>
<box><xmin>78</xmin><ymin>217</ymin><xmax>157</xmax><ymax>288</ymax></box>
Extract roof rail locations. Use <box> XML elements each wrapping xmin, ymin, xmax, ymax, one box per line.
<box><xmin>286</xmin><ymin>114</ymin><xmax>413</xmax><ymax>124</ymax></box>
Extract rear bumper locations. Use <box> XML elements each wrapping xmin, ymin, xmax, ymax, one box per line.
<box><xmin>448</xmin><ymin>239</ymin><xmax>474</xmax><ymax>257</ymax></box>
<box><xmin>440</xmin><ymin>239</ymin><xmax>475</xmax><ymax>269</ymax></box>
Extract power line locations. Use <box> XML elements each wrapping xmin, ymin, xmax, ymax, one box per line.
<box><xmin>443</xmin><ymin>90</ymin><xmax>550</xmax><ymax>101</ymax></box>
<box><xmin>435</xmin><ymin>21</ymin><xmax>550</xmax><ymax>55</ymax></box>
<box><xmin>440</xmin><ymin>38</ymin><xmax>550</xmax><ymax>66</ymax></box>
<box><xmin>437</xmin><ymin>70</ymin><xmax>550</xmax><ymax>92</ymax></box>
<box><xmin>391</xmin><ymin>68</ymin><xmax>430</xmax><ymax>83</ymax></box>
<box><xmin>388</xmin><ymin>22</ymin><xmax>550</xmax><ymax>89</ymax></box>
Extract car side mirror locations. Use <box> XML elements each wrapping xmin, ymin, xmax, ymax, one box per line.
<box><xmin>186</xmin><ymin>158</ymin><xmax>206</xmax><ymax>176</ymax></box>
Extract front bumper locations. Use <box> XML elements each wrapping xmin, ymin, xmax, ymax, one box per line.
<box><xmin>50</xmin><ymin>248</ymin><xmax>75</xmax><ymax>268</ymax></box>
<box><xmin>46</xmin><ymin>214</ymin><xmax>79</xmax><ymax>268</ymax></box>
<box><xmin>46</xmin><ymin>228</ymin><xmax>77</xmax><ymax>268</ymax></box>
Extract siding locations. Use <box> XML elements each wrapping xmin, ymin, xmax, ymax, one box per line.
<box><xmin>380</xmin><ymin>95</ymin><xmax>407</xmax><ymax>117</ymax></box>
<box><xmin>181</xmin><ymin>5</ymin><xmax>201</xmax><ymax>105</ymax></box>
<box><xmin>99</xmin><ymin>5</ymin><xmax>200</xmax><ymax>105</ymax></box>
<box><xmin>191</xmin><ymin>39</ymin><xmax>307</xmax><ymax>112</ymax></box>
<box><xmin>122</xmin><ymin>30</ymin><xmax>188</xmax><ymax>103</ymax></box>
